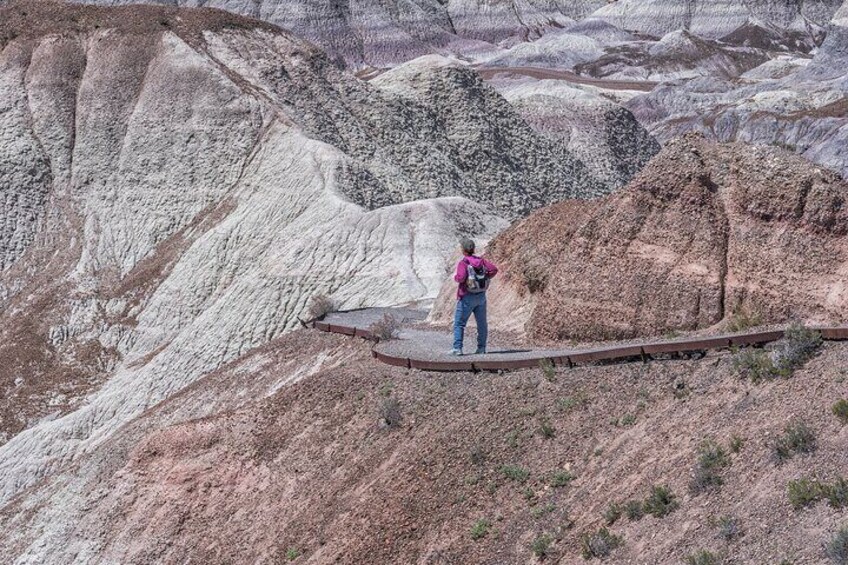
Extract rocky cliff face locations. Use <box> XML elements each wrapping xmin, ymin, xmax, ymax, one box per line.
<box><xmin>434</xmin><ymin>134</ymin><xmax>848</xmax><ymax>341</ymax></box>
<box><xmin>0</xmin><ymin>0</ymin><xmax>617</xmax><ymax>505</ymax></box>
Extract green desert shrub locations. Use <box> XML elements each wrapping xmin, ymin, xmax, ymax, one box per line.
<box><xmin>715</xmin><ymin>516</ymin><xmax>742</xmax><ymax>541</ymax></box>
<box><xmin>603</xmin><ymin>502</ymin><xmax>623</xmax><ymax>526</ymax></box>
<box><xmin>539</xmin><ymin>358</ymin><xmax>556</xmax><ymax>382</ymax></box>
<box><xmin>729</xmin><ymin>435</ymin><xmax>745</xmax><ymax>453</ymax></box>
<box><xmin>538</xmin><ymin>419</ymin><xmax>556</xmax><ymax>439</ymax></box>
<box><xmin>828</xmin><ymin>477</ymin><xmax>848</xmax><ymax>509</ymax></box>
<box><xmin>685</xmin><ymin>549</ymin><xmax>721</xmax><ymax>565</ymax></box>
<box><xmin>643</xmin><ymin>485</ymin><xmax>679</xmax><ymax>518</ymax></box>
<box><xmin>833</xmin><ymin>400</ymin><xmax>848</xmax><ymax>425</ymax></box>
<box><xmin>727</xmin><ymin>306</ymin><xmax>762</xmax><ymax>332</ymax></box>
<box><xmin>690</xmin><ymin>440</ymin><xmax>730</xmax><ymax>494</ymax></box>
<box><xmin>624</xmin><ymin>500</ymin><xmax>644</xmax><ymax>521</ymax></box>
<box><xmin>732</xmin><ymin>323</ymin><xmax>821</xmax><ymax>382</ymax></box>
<box><xmin>550</xmin><ymin>470</ymin><xmax>575</xmax><ymax>488</ymax></box>
<box><xmin>731</xmin><ymin>348</ymin><xmax>778</xmax><ymax>382</ymax></box>
<box><xmin>773</xmin><ymin>421</ymin><xmax>817</xmax><ymax>463</ymax></box>
<box><xmin>826</xmin><ymin>526</ymin><xmax>848</xmax><ymax>565</ymax></box>
<box><xmin>531</xmin><ymin>533</ymin><xmax>553</xmax><ymax>558</ymax></box>
<box><xmin>772</xmin><ymin>323</ymin><xmax>822</xmax><ymax>372</ymax></box>
<box><xmin>787</xmin><ymin>478</ymin><xmax>827</xmax><ymax>510</ymax></box>
<box><xmin>470</xmin><ymin>519</ymin><xmax>490</xmax><ymax>540</ymax></box>
<box><xmin>378</xmin><ymin>397</ymin><xmax>402</xmax><ymax>429</ymax></box>
<box><xmin>580</xmin><ymin>527</ymin><xmax>623</xmax><ymax>560</ymax></box>
<box><xmin>501</xmin><ymin>465</ymin><xmax>529</xmax><ymax>482</ymax></box>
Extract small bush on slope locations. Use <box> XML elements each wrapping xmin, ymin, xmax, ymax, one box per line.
<box><xmin>500</xmin><ymin>465</ymin><xmax>529</xmax><ymax>482</ymax></box>
<box><xmin>369</xmin><ymin>313</ymin><xmax>400</xmax><ymax>340</ymax></box>
<box><xmin>531</xmin><ymin>533</ymin><xmax>553</xmax><ymax>558</ymax></box>
<box><xmin>772</xmin><ymin>323</ymin><xmax>822</xmax><ymax>372</ymax></box>
<box><xmin>829</xmin><ymin>478</ymin><xmax>848</xmax><ymax>508</ymax></box>
<box><xmin>787</xmin><ymin>478</ymin><xmax>827</xmax><ymax>509</ymax></box>
<box><xmin>378</xmin><ymin>397</ymin><xmax>402</xmax><ymax>429</ymax></box>
<box><xmin>727</xmin><ymin>306</ymin><xmax>762</xmax><ymax>332</ymax></box>
<box><xmin>643</xmin><ymin>485</ymin><xmax>679</xmax><ymax>518</ymax></box>
<box><xmin>773</xmin><ymin>421</ymin><xmax>817</xmax><ymax>463</ymax></box>
<box><xmin>690</xmin><ymin>439</ymin><xmax>730</xmax><ymax>494</ymax></box>
<box><xmin>470</xmin><ymin>519</ymin><xmax>490</xmax><ymax>540</ymax></box>
<box><xmin>307</xmin><ymin>293</ymin><xmax>335</xmax><ymax>319</ymax></box>
<box><xmin>550</xmin><ymin>470</ymin><xmax>575</xmax><ymax>488</ymax></box>
<box><xmin>833</xmin><ymin>400</ymin><xmax>848</xmax><ymax>425</ymax></box>
<box><xmin>714</xmin><ymin>515</ymin><xmax>742</xmax><ymax>541</ymax></box>
<box><xmin>732</xmin><ymin>348</ymin><xmax>779</xmax><ymax>382</ymax></box>
<box><xmin>732</xmin><ymin>323</ymin><xmax>822</xmax><ymax>382</ymax></box>
<box><xmin>686</xmin><ymin>549</ymin><xmax>721</xmax><ymax>565</ymax></box>
<box><xmin>624</xmin><ymin>500</ymin><xmax>644</xmax><ymax>521</ymax></box>
<box><xmin>603</xmin><ymin>502</ymin><xmax>622</xmax><ymax>526</ymax></box>
<box><xmin>787</xmin><ymin>477</ymin><xmax>848</xmax><ymax>510</ymax></box>
<box><xmin>539</xmin><ymin>358</ymin><xmax>556</xmax><ymax>382</ymax></box>
<box><xmin>580</xmin><ymin>527</ymin><xmax>623</xmax><ymax>560</ymax></box>
<box><xmin>826</xmin><ymin>526</ymin><xmax>848</xmax><ymax>565</ymax></box>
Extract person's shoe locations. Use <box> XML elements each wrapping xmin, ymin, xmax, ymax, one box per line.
<box><xmin>448</xmin><ymin>348</ymin><xmax>463</xmax><ymax>356</ymax></box>
<box><xmin>474</xmin><ymin>347</ymin><xmax>487</xmax><ymax>355</ymax></box>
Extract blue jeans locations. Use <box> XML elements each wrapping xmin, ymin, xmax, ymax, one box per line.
<box><xmin>453</xmin><ymin>293</ymin><xmax>488</xmax><ymax>351</ymax></box>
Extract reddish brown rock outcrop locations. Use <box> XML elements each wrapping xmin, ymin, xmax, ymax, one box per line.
<box><xmin>440</xmin><ymin>133</ymin><xmax>848</xmax><ymax>341</ymax></box>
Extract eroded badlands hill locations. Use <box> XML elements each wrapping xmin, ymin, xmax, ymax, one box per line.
<box><xmin>0</xmin><ymin>0</ymin><xmax>620</xmax><ymax>505</ymax></box>
<box><xmin>434</xmin><ymin>133</ymin><xmax>848</xmax><ymax>340</ymax></box>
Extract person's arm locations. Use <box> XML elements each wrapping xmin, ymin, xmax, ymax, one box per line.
<box><xmin>454</xmin><ymin>260</ymin><xmax>467</xmax><ymax>283</ymax></box>
<box><xmin>482</xmin><ymin>258</ymin><xmax>498</xmax><ymax>278</ymax></box>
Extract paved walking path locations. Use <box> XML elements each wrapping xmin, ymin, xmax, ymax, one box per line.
<box><xmin>315</xmin><ymin>308</ymin><xmax>848</xmax><ymax>372</ymax></box>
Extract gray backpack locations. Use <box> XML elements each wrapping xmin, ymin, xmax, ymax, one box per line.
<box><xmin>465</xmin><ymin>258</ymin><xmax>489</xmax><ymax>294</ymax></box>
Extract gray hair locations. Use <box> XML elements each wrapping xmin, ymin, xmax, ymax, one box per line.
<box><xmin>460</xmin><ymin>238</ymin><xmax>475</xmax><ymax>254</ymax></box>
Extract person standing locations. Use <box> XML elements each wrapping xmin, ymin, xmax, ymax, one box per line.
<box><xmin>449</xmin><ymin>238</ymin><xmax>498</xmax><ymax>356</ymax></box>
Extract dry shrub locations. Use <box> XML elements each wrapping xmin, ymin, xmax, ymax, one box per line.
<box><xmin>369</xmin><ymin>313</ymin><xmax>400</xmax><ymax>341</ymax></box>
<box><xmin>690</xmin><ymin>439</ymin><xmax>730</xmax><ymax>494</ymax></box>
<box><xmin>726</xmin><ymin>305</ymin><xmax>762</xmax><ymax>332</ymax></box>
<box><xmin>307</xmin><ymin>293</ymin><xmax>335</xmax><ymax>319</ymax></box>
<box><xmin>580</xmin><ymin>527</ymin><xmax>623</xmax><ymax>560</ymax></box>
<box><xmin>378</xmin><ymin>397</ymin><xmax>402</xmax><ymax>429</ymax></box>
<box><xmin>827</xmin><ymin>526</ymin><xmax>848</xmax><ymax>565</ymax></box>
<box><xmin>773</xmin><ymin>421</ymin><xmax>816</xmax><ymax>463</ymax></box>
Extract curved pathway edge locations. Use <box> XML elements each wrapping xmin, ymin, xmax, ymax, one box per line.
<box><xmin>307</xmin><ymin>311</ymin><xmax>848</xmax><ymax>373</ymax></box>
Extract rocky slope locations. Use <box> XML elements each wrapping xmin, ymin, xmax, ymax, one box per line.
<box><xmin>0</xmin><ymin>0</ymin><xmax>617</xmax><ymax>504</ymax></box>
<box><xmin>69</xmin><ymin>0</ymin><xmax>606</xmax><ymax>68</ymax></box>
<box><xmin>491</xmin><ymin>79</ymin><xmax>661</xmax><ymax>190</ymax></box>
<box><xmin>625</xmin><ymin>2</ymin><xmax>848</xmax><ymax>178</ymax></box>
<box><xmin>2</xmin><ymin>328</ymin><xmax>846</xmax><ymax>564</ymax></box>
<box><xmin>434</xmin><ymin>134</ymin><xmax>848</xmax><ymax>341</ymax></box>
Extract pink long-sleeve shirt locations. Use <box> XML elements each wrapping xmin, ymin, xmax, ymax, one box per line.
<box><xmin>454</xmin><ymin>255</ymin><xmax>498</xmax><ymax>299</ymax></box>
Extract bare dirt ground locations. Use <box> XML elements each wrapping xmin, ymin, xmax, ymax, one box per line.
<box><xmin>6</xmin><ymin>329</ymin><xmax>845</xmax><ymax>564</ymax></box>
